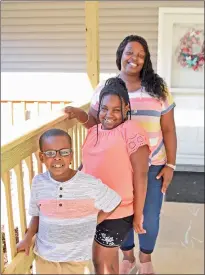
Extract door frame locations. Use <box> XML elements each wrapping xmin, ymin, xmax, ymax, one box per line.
<box><xmin>157</xmin><ymin>8</ymin><xmax>204</xmax><ymax>170</ymax></box>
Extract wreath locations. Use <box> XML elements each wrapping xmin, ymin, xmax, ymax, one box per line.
<box><xmin>176</xmin><ymin>28</ymin><xmax>204</xmax><ymax>71</ymax></box>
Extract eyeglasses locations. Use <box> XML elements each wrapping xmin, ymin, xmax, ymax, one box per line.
<box><xmin>41</xmin><ymin>148</ymin><xmax>72</xmax><ymax>158</ymax></box>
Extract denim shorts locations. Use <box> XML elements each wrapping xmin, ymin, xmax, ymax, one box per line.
<box><xmin>94</xmin><ymin>215</ymin><xmax>134</xmax><ymax>248</ymax></box>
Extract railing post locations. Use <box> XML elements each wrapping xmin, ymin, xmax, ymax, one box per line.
<box><xmin>85</xmin><ymin>1</ymin><xmax>99</xmax><ymax>89</ymax></box>
<box><xmin>1</xmin><ymin>241</ymin><xmax>4</xmax><ymax>273</ymax></box>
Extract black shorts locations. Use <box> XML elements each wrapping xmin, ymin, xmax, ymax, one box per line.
<box><xmin>94</xmin><ymin>215</ymin><xmax>133</xmax><ymax>248</ymax></box>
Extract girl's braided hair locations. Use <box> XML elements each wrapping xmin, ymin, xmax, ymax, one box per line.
<box><xmin>116</xmin><ymin>35</ymin><xmax>168</xmax><ymax>100</ymax></box>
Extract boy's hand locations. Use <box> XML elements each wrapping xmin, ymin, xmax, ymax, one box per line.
<box><xmin>17</xmin><ymin>236</ymin><xmax>32</xmax><ymax>256</ymax></box>
<box><xmin>133</xmin><ymin>215</ymin><xmax>146</xmax><ymax>234</ymax></box>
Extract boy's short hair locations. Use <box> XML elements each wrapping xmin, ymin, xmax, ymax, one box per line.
<box><xmin>39</xmin><ymin>128</ymin><xmax>72</xmax><ymax>151</ymax></box>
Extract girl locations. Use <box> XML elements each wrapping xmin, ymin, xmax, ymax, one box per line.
<box><xmin>65</xmin><ymin>77</ymin><xmax>150</xmax><ymax>274</ymax></box>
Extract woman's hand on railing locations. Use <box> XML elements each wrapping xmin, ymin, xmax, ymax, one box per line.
<box><xmin>16</xmin><ymin>235</ymin><xmax>32</xmax><ymax>256</ymax></box>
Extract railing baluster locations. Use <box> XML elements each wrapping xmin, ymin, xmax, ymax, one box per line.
<box><xmin>47</xmin><ymin>102</ymin><xmax>52</xmax><ymax>112</ymax></box>
<box><xmin>2</xmin><ymin>171</ymin><xmax>17</xmax><ymax>260</ymax></box>
<box><xmin>8</xmin><ymin>102</ymin><xmax>14</xmax><ymax>125</ymax></box>
<box><xmin>73</xmin><ymin>125</ymin><xmax>78</xmax><ymax>169</ymax></box>
<box><xmin>77</xmin><ymin>124</ymin><xmax>81</xmax><ymax>166</ymax></box>
<box><xmin>67</xmin><ymin>129</ymin><xmax>74</xmax><ymax>170</ymax></box>
<box><xmin>21</xmin><ymin>101</ymin><xmax>27</xmax><ymax>121</ymax></box>
<box><xmin>80</xmin><ymin>125</ymin><xmax>85</xmax><ymax>162</ymax></box>
<box><xmin>34</xmin><ymin>102</ymin><xmax>39</xmax><ymax>116</ymax></box>
<box><xmin>25</xmin><ymin>156</ymin><xmax>34</xmax><ymax>187</ymax></box>
<box><xmin>60</xmin><ymin>102</ymin><xmax>65</xmax><ymax>109</ymax></box>
<box><xmin>34</xmin><ymin>152</ymin><xmax>43</xmax><ymax>174</ymax></box>
<box><xmin>14</xmin><ymin>163</ymin><xmax>27</xmax><ymax>240</ymax></box>
<box><xmin>1</xmin><ymin>242</ymin><xmax>4</xmax><ymax>273</ymax></box>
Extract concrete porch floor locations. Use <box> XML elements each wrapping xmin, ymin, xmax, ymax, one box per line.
<box><xmin>129</xmin><ymin>201</ymin><xmax>204</xmax><ymax>274</ymax></box>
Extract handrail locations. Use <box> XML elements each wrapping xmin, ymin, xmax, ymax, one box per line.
<box><xmin>3</xmin><ymin>238</ymin><xmax>35</xmax><ymax>275</ymax></box>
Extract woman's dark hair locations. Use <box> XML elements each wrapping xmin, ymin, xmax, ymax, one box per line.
<box><xmin>116</xmin><ymin>35</ymin><xmax>168</xmax><ymax>100</ymax></box>
<box><xmin>95</xmin><ymin>77</ymin><xmax>131</xmax><ymax>145</ymax></box>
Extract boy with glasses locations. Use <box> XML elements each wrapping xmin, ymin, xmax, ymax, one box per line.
<box><xmin>17</xmin><ymin>128</ymin><xmax>121</xmax><ymax>274</ymax></box>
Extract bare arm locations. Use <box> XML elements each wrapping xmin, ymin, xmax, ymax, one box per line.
<box><xmin>97</xmin><ymin>202</ymin><xmax>122</xmax><ymax>224</ymax></box>
<box><xmin>156</xmin><ymin>109</ymin><xmax>177</xmax><ymax>193</ymax></box>
<box><xmin>88</xmin><ymin>106</ymin><xmax>100</xmax><ymax>126</ymax></box>
<box><xmin>130</xmin><ymin>145</ymin><xmax>149</xmax><ymax>232</ymax></box>
<box><xmin>161</xmin><ymin>109</ymin><xmax>177</xmax><ymax>165</ymax></box>
<box><xmin>26</xmin><ymin>216</ymin><xmax>39</xmax><ymax>239</ymax></box>
<box><xmin>64</xmin><ymin>106</ymin><xmax>98</xmax><ymax>129</ymax></box>
<box><xmin>17</xmin><ymin>216</ymin><xmax>39</xmax><ymax>255</ymax></box>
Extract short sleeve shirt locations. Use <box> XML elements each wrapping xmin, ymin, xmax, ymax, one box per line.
<box><xmin>29</xmin><ymin>171</ymin><xmax>121</xmax><ymax>262</ymax></box>
<box><xmin>82</xmin><ymin>120</ymin><xmax>150</xmax><ymax>219</ymax></box>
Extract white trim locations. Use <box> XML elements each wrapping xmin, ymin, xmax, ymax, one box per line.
<box><xmin>176</xmin><ymin>154</ymin><xmax>204</xmax><ymax>166</ymax></box>
<box><xmin>176</xmin><ymin>165</ymin><xmax>204</xmax><ymax>172</ymax></box>
<box><xmin>170</xmin><ymin>88</ymin><xmax>204</xmax><ymax>95</ymax></box>
<box><xmin>159</xmin><ymin>7</ymin><xmax>203</xmax><ymax>15</ymax></box>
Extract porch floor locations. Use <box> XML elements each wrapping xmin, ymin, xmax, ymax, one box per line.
<box><xmin>130</xmin><ymin>201</ymin><xmax>204</xmax><ymax>274</ymax></box>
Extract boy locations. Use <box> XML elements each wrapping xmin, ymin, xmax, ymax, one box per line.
<box><xmin>17</xmin><ymin>128</ymin><xmax>121</xmax><ymax>274</ymax></box>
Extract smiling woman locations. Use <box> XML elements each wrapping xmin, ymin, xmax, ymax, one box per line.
<box><xmin>120</xmin><ymin>41</ymin><xmax>146</xmax><ymax>76</ymax></box>
<box><xmin>91</xmin><ymin>35</ymin><xmax>177</xmax><ymax>275</ymax></box>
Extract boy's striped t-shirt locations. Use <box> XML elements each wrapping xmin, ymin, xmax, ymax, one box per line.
<box><xmin>29</xmin><ymin>171</ymin><xmax>121</xmax><ymax>262</ymax></box>
<box><xmin>91</xmin><ymin>82</ymin><xmax>176</xmax><ymax>165</ymax></box>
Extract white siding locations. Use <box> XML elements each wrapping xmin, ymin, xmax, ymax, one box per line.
<box><xmin>1</xmin><ymin>0</ymin><xmax>203</xmax><ymax>104</ymax></box>
<box><xmin>1</xmin><ymin>1</ymin><xmax>86</xmax><ymax>72</ymax></box>
<box><xmin>99</xmin><ymin>1</ymin><xmax>204</xmax><ymax>79</ymax></box>
<box><xmin>2</xmin><ymin>1</ymin><xmax>203</xmax><ymax>74</ymax></box>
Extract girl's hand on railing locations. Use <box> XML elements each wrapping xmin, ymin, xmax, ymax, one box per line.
<box><xmin>64</xmin><ymin>106</ymin><xmax>89</xmax><ymax>124</ymax></box>
<box><xmin>16</xmin><ymin>236</ymin><xmax>32</xmax><ymax>256</ymax></box>
<box><xmin>64</xmin><ymin>106</ymin><xmax>81</xmax><ymax>119</ymax></box>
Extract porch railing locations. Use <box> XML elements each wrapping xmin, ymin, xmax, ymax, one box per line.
<box><xmin>1</xmin><ymin>102</ymin><xmax>89</xmax><ymax>274</ymax></box>
<box><xmin>1</xmin><ymin>100</ymin><xmax>71</xmax><ymax>126</ymax></box>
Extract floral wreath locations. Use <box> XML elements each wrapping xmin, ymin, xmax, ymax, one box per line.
<box><xmin>176</xmin><ymin>28</ymin><xmax>204</xmax><ymax>71</ymax></box>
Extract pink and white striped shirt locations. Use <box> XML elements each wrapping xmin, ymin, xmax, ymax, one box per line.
<box><xmin>29</xmin><ymin>171</ymin><xmax>121</xmax><ymax>262</ymax></box>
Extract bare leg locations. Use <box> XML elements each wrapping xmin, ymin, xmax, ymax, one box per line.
<box><xmin>93</xmin><ymin>241</ymin><xmax>119</xmax><ymax>274</ymax></box>
<box><xmin>122</xmin><ymin>249</ymin><xmax>136</xmax><ymax>263</ymax></box>
<box><xmin>139</xmin><ymin>251</ymin><xmax>151</xmax><ymax>263</ymax></box>
<box><xmin>121</xmin><ymin>249</ymin><xmax>152</xmax><ymax>263</ymax></box>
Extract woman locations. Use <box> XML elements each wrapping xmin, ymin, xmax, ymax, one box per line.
<box><xmin>65</xmin><ymin>35</ymin><xmax>177</xmax><ymax>274</ymax></box>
